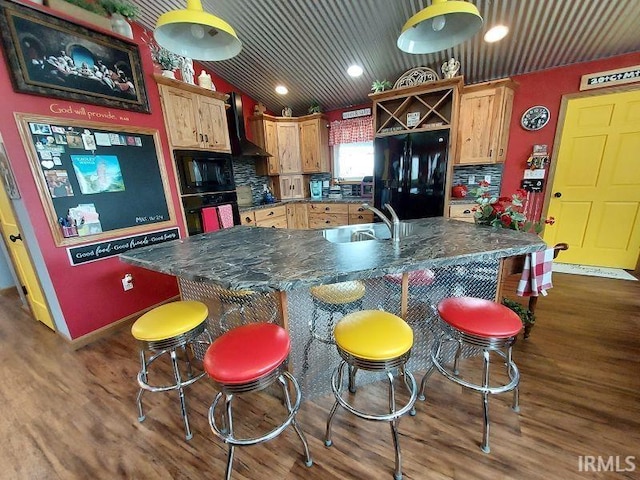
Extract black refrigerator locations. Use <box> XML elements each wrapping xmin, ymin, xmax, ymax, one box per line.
<box><xmin>373</xmin><ymin>130</ymin><xmax>449</xmax><ymax>220</ymax></box>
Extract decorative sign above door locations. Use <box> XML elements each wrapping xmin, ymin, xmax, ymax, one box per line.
<box><xmin>579</xmin><ymin>64</ymin><xmax>640</xmax><ymax>91</ymax></box>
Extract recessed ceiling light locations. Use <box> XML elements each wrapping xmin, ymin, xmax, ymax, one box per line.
<box><xmin>275</xmin><ymin>85</ymin><xmax>288</xmax><ymax>95</ymax></box>
<box><xmin>347</xmin><ymin>65</ymin><xmax>363</xmax><ymax>77</ymax></box>
<box><xmin>484</xmin><ymin>25</ymin><xmax>509</xmax><ymax>43</ymax></box>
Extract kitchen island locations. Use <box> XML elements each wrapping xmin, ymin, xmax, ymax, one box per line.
<box><xmin>120</xmin><ymin>218</ymin><xmax>545</xmax><ymax>398</ymax></box>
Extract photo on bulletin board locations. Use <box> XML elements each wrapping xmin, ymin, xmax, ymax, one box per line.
<box><xmin>15</xmin><ymin>113</ymin><xmax>176</xmax><ymax>246</ymax></box>
<box><xmin>0</xmin><ymin>0</ymin><xmax>150</xmax><ymax>113</ymax></box>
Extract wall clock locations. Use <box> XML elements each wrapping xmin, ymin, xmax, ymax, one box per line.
<box><xmin>521</xmin><ymin>105</ymin><xmax>550</xmax><ymax>131</ymax></box>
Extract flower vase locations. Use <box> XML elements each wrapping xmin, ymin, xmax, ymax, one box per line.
<box><xmin>162</xmin><ymin>70</ymin><xmax>176</xmax><ymax>79</ymax></box>
<box><xmin>110</xmin><ymin>13</ymin><xmax>134</xmax><ymax>39</ymax></box>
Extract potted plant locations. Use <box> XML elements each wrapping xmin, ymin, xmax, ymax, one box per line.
<box><xmin>149</xmin><ymin>44</ymin><xmax>181</xmax><ymax>78</ymax></box>
<box><xmin>502</xmin><ymin>297</ymin><xmax>535</xmax><ymax>338</ymax></box>
<box><xmin>308</xmin><ymin>100</ymin><xmax>321</xmax><ymax>114</ymax></box>
<box><xmin>371</xmin><ymin>80</ymin><xmax>392</xmax><ymax>93</ymax></box>
<box><xmin>99</xmin><ymin>0</ymin><xmax>138</xmax><ymax>38</ymax></box>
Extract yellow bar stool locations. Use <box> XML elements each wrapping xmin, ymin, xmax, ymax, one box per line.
<box><xmin>131</xmin><ymin>300</ymin><xmax>211</xmax><ymax>440</ymax></box>
<box><xmin>218</xmin><ymin>289</ymin><xmax>277</xmax><ymax>332</ymax></box>
<box><xmin>325</xmin><ymin>310</ymin><xmax>417</xmax><ymax>480</ymax></box>
<box><xmin>302</xmin><ymin>281</ymin><xmax>366</xmax><ymax>377</ymax></box>
<box><xmin>418</xmin><ymin>297</ymin><xmax>522</xmax><ymax>453</ymax></box>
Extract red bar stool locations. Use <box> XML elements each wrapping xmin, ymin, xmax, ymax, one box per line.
<box><xmin>418</xmin><ymin>297</ymin><xmax>522</xmax><ymax>453</ymax></box>
<box><xmin>204</xmin><ymin>323</ymin><xmax>312</xmax><ymax>480</ymax></box>
<box><xmin>131</xmin><ymin>300</ymin><xmax>211</xmax><ymax>440</ymax></box>
<box><xmin>325</xmin><ymin>310</ymin><xmax>417</xmax><ymax>480</ymax></box>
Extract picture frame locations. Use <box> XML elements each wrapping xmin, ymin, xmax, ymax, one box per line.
<box><xmin>0</xmin><ymin>134</ymin><xmax>20</xmax><ymax>199</ymax></box>
<box><xmin>0</xmin><ymin>0</ymin><xmax>150</xmax><ymax>114</ymax></box>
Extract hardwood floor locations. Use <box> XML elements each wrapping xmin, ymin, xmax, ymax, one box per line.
<box><xmin>1</xmin><ymin>272</ymin><xmax>638</xmax><ymax>479</ymax></box>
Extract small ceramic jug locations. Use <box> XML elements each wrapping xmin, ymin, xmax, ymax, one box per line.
<box><xmin>281</xmin><ymin>106</ymin><xmax>292</xmax><ymax>117</ymax></box>
<box><xmin>198</xmin><ymin>70</ymin><xmax>212</xmax><ymax>90</ymax></box>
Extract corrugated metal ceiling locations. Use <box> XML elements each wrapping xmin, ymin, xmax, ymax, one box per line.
<box><xmin>132</xmin><ymin>0</ymin><xmax>640</xmax><ymax>115</ymax></box>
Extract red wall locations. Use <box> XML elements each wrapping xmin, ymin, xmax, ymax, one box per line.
<box><xmin>0</xmin><ymin>4</ymin><xmax>254</xmax><ymax>339</ymax></box>
<box><xmin>503</xmin><ymin>52</ymin><xmax>640</xmax><ymax>218</ymax></box>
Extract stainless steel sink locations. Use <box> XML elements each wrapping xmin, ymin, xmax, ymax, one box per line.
<box><xmin>322</xmin><ymin>222</ymin><xmax>415</xmax><ymax>243</ymax></box>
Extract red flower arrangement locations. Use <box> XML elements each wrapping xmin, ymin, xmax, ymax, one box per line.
<box><xmin>469</xmin><ymin>181</ymin><xmax>555</xmax><ymax>234</ymax></box>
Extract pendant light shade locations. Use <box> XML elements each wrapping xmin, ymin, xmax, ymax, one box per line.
<box><xmin>155</xmin><ymin>0</ymin><xmax>242</xmax><ymax>61</ymax></box>
<box><xmin>397</xmin><ymin>0</ymin><xmax>483</xmax><ymax>54</ymax></box>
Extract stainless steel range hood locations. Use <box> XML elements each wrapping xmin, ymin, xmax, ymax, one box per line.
<box><xmin>227</xmin><ymin>92</ymin><xmax>271</xmax><ymax>157</ymax></box>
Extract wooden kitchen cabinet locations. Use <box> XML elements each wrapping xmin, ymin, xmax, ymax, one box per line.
<box><xmin>449</xmin><ymin>204</ymin><xmax>476</xmax><ymax>223</ymax></box>
<box><xmin>277</xmin><ymin>122</ymin><xmax>301</xmax><ymax>173</ymax></box>
<box><xmin>287</xmin><ymin>203</ymin><xmax>309</xmax><ymax>229</ymax></box>
<box><xmin>273</xmin><ymin>175</ymin><xmax>309</xmax><ymax>200</ymax></box>
<box><xmin>348</xmin><ymin>204</ymin><xmax>375</xmax><ymax>224</ymax></box>
<box><xmin>155</xmin><ymin>74</ymin><xmax>231</xmax><ymax>152</ymax></box>
<box><xmin>456</xmin><ymin>79</ymin><xmax>516</xmax><ymax>165</ymax></box>
<box><xmin>242</xmin><ymin>205</ymin><xmax>288</xmax><ymax>228</ymax></box>
<box><xmin>308</xmin><ymin>203</ymin><xmax>349</xmax><ymax>228</ymax></box>
<box><xmin>300</xmin><ymin>115</ymin><xmax>330</xmax><ymax>173</ymax></box>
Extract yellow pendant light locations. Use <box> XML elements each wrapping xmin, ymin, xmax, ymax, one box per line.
<box><xmin>154</xmin><ymin>0</ymin><xmax>242</xmax><ymax>61</ymax></box>
<box><xmin>397</xmin><ymin>0</ymin><xmax>483</xmax><ymax>54</ymax></box>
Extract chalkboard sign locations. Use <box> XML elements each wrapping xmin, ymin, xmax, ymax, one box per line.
<box><xmin>16</xmin><ymin>113</ymin><xmax>175</xmax><ymax>246</ymax></box>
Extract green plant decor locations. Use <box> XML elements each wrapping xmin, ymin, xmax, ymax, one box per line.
<box><xmin>371</xmin><ymin>80</ymin><xmax>392</xmax><ymax>93</ymax></box>
<box><xmin>502</xmin><ymin>297</ymin><xmax>535</xmax><ymax>326</ymax></box>
<box><xmin>59</xmin><ymin>0</ymin><xmax>108</xmax><ymax>16</ymax></box>
<box><xmin>308</xmin><ymin>101</ymin><xmax>321</xmax><ymax>114</ymax></box>
<box><xmin>98</xmin><ymin>0</ymin><xmax>139</xmax><ymax>19</ymax></box>
<box><xmin>149</xmin><ymin>44</ymin><xmax>180</xmax><ymax>71</ymax></box>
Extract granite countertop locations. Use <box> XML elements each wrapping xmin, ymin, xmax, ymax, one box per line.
<box><xmin>120</xmin><ymin>218</ymin><xmax>545</xmax><ymax>293</ymax></box>
<box><xmin>239</xmin><ymin>197</ymin><xmax>373</xmax><ymax>212</ymax></box>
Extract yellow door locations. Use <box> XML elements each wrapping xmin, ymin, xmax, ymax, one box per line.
<box><xmin>0</xmin><ymin>139</ymin><xmax>55</xmax><ymax>330</ymax></box>
<box><xmin>544</xmin><ymin>89</ymin><xmax>640</xmax><ymax>269</ymax></box>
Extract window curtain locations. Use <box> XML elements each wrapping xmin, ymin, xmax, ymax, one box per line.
<box><xmin>328</xmin><ymin>116</ymin><xmax>373</xmax><ymax>146</ymax></box>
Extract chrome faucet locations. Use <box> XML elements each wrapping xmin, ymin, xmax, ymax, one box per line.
<box><xmin>361</xmin><ymin>203</ymin><xmax>401</xmax><ymax>242</ymax></box>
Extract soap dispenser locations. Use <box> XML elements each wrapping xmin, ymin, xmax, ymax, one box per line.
<box><xmin>262</xmin><ymin>184</ymin><xmax>275</xmax><ymax>204</ymax></box>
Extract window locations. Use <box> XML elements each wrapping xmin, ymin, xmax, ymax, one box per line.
<box><xmin>333</xmin><ymin>141</ymin><xmax>374</xmax><ymax>180</ymax></box>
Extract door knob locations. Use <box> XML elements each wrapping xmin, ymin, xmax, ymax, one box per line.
<box><xmin>554</xmin><ymin>192</ymin><xmax>562</xmax><ymax>198</ymax></box>
<box><xmin>9</xmin><ymin>233</ymin><xmax>22</xmax><ymax>242</ymax></box>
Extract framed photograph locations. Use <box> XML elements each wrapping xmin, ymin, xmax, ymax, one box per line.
<box><xmin>0</xmin><ymin>0</ymin><xmax>150</xmax><ymax>113</ymax></box>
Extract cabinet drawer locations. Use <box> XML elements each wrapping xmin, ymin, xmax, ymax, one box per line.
<box><xmin>256</xmin><ymin>215</ymin><xmax>288</xmax><ymax>228</ymax></box>
<box><xmin>308</xmin><ymin>214</ymin><xmax>349</xmax><ymax>228</ymax></box>
<box><xmin>308</xmin><ymin>203</ymin><xmax>349</xmax><ymax>215</ymax></box>
<box><xmin>254</xmin><ymin>205</ymin><xmax>287</xmax><ymax>222</ymax></box>
<box><xmin>348</xmin><ymin>204</ymin><xmax>372</xmax><ymax>215</ymax></box>
<box><xmin>349</xmin><ymin>213</ymin><xmax>375</xmax><ymax>225</ymax></box>
<box><xmin>449</xmin><ymin>204</ymin><xmax>476</xmax><ymax>223</ymax></box>
<box><xmin>241</xmin><ymin>211</ymin><xmax>256</xmax><ymax>226</ymax></box>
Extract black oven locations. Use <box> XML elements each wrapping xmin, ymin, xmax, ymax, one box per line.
<box><xmin>174</xmin><ymin>149</ymin><xmax>235</xmax><ymax>195</ymax></box>
<box><xmin>182</xmin><ymin>192</ymin><xmax>240</xmax><ymax>236</ymax></box>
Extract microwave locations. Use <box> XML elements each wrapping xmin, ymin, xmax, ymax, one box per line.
<box><xmin>174</xmin><ymin>150</ymin><xmax>236</xmax><ymax>195</ymax></box>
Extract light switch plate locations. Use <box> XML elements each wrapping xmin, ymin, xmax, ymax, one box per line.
<box><xmin>468</xmin><ymin>175</ymin><xmax>475</xmax><ymax>185</ymax></box>
<box><xmin>484</xmin><ymin>175</ymin><xmax>491</xmax><ymax>183</ymax></box>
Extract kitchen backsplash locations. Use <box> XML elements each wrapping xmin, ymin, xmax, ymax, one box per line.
<box><xmin>452</xmin><ymin>164</ymin><xmax>503</xmax><ymax>198</ymax></box>
<box><xmin>232</xmin><ymin>156</ymin><xmax>270</xmax><ymax>205</ymax></box>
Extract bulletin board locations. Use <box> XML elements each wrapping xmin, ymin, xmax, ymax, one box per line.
<box><xmin>15</xmin><ymin>113</ymin><xmax>176</xmax><ymax>246</ymax></box>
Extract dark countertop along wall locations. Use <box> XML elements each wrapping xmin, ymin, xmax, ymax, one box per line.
<box><xmin>120</xmin><ymin>217</ymin><xmax>545</xmax><ymax>292</ymax></box>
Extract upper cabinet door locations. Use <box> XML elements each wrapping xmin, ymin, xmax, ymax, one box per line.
<box><xmin>457</xmin><ymin>81</ymin><xmax>515</xmax><ymax>165</ymax></box>
<box><xmin>263</xmin><ymin>120</ymin><xmax>280</xmax><ymax>174</ymax></box>
<box><xmin>300</xmin><ymin>116</ymin><xmax>330</xmax><ymax>173</ymax></box>
<box><xmin>277</xmin><ymin>122</ymin><xmax>301</xmax><ymax>174</ymax></box>
<box><xmin>199</xmin><ymin>96</ymin><xmax>231</xmax><ymax>153</ymax></box>
<box><xmin>159</xmin><ymin>85</ymin><xmax>200</xmax><ymax>149</ymax></box>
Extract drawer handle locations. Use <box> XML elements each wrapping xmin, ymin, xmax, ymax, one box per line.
<box><xmin>358</xmin><ymin>215</ymin><xmax>364</xmax><ymax>219</ymax></box>
<box><xmin>325</xmin><ymin>220</ymin><xmax>330</xmax><ymax>224</ymax></box>
<box><xmin>271</xmin><ymin>225</ymin><xmax>277</xmax><ymax>228</ymax></box>
<box><xmin>357</xmin><ymin>207</ymin><xmax>364</xmax><ymax>212</ymax></box>
<box><xmin>199</xmin><ymin>133</ymin><xmax>204</xmax><ymax>142</ymax></box>
<box><xmin>324</xmin><ymin>207</ymin><xmax>330</xmax><ymax>211</ymax></box>
<box><xmin>245</xmin><ymin>216</ymin><xmax>253</xmax><ymax>222</ymax></box>
<box><xmin>268</xmin><ymin>211</ymin><xmax>274</xmax><ymax>216</ymax></box>
<box><xmin>463</xmin><ymin>209</ymin><xmax>471</xmax><ymax>214</ymax></box>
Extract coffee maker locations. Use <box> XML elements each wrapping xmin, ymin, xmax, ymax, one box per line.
<box><xmin>310</xmin><ymin>180</ymin><xmax>322</xmax><ymax>199</ymax></box>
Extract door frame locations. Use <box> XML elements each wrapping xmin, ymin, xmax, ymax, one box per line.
<box><xmin>541</xmin><ymin>83</ymin><xmax>640</xmax><ymax>272</ymax></box>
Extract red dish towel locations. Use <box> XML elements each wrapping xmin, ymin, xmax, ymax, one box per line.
<box><xmin>217</xmin><ymin>204</ymin><xmax>234</xmax><ymax>229</ymax></box>
<box><xmin>202</xmin><ymin>206</ymin><xmax>220</xmax><ymax>233</ymax></box>
<box><xmin>516</xmin><ymin>248</ymin><xmax>555</xmax><ymax>297</ymax></box>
